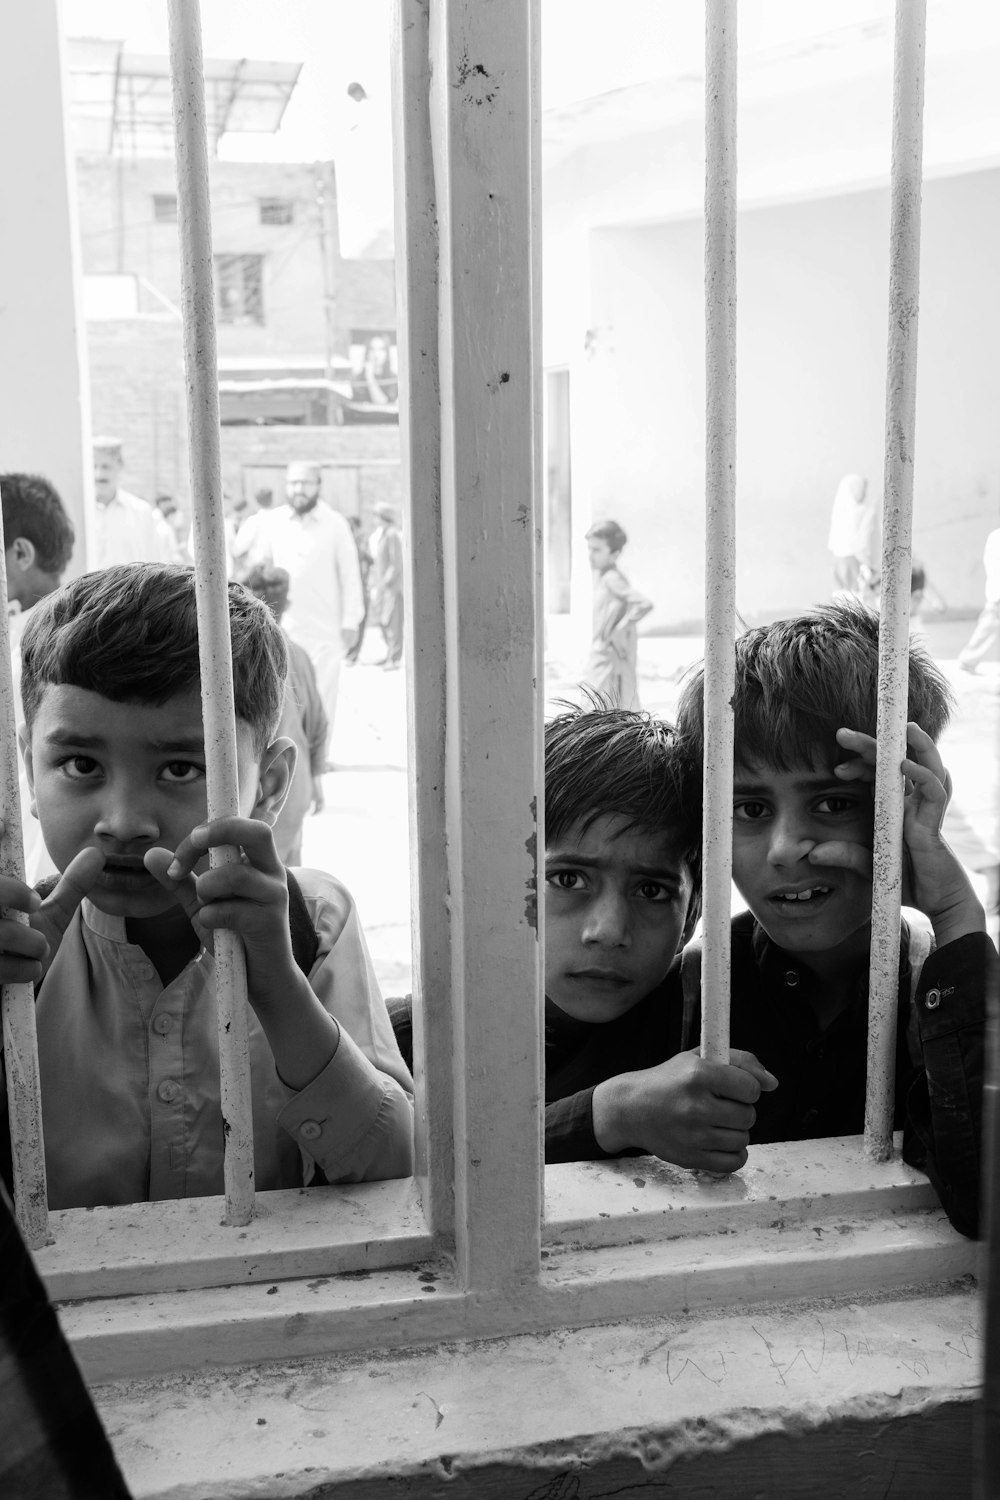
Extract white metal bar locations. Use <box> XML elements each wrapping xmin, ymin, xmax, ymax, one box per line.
<box><xmin>167</xmin><ymin>0</ymin><xmax>255</xmax><ymax>1223</ymax></box>
<box><xmin>0</xmin><ymin>490</ymin><xmax>50</xmax><ymax>1248</ymax></box>
<box><xmin>391</xmin><ymin>0</ymin><xmax>455</xmax><ymax>1239</ymax></box>
<box><xmin>429</xmin><ymin>0</ymin><xmax>543</xmax><ymax>1291</ymax></box>
<box><xmin>864</xmin><ymin>0</ymin><xmax>927</xmax><ymax>1160</ymax></box>
<box><xmin>701</xmin><ymin>0</ymin><xmax>738</xmax><ymax>1065</ymax></box>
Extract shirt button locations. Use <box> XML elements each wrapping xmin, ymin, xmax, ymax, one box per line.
<box><xmin>135</xmin><ymin>963</ymin><xmax>156</xmax><ymax>981</ymax></box>
<box><xmin>924</xmin><ymin>987</ymin><xmax>941</xmax><ymax>1010</ymax></box>
<box><xmin>784</xmin><ymin>970</ymin><xmax>799</xmax><ymax>988</ymax></box>
<box><xmin>157</xmin><ymin>1079</ymin><xmax>182</xmax><ymax>1104</ymax></box>
<box><xmin>299</xmin><ymin>1120</ymin><xmax>322</xmax><ymax>1141</ymax></box>
<box><xmin>153</xmin><ymin>1014</ymin><xmax>173</xmax><ymax>1035</ymax></box>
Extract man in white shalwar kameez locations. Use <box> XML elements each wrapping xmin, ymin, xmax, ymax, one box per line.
<box><xmin>259</xmin><ymin>462</ymin><xmax>364</xmax><ymax>764</ymax></box>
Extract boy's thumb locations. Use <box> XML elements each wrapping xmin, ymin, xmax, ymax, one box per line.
<box><xmin>728</xmin><ymin>1048</ymin><xmax>779</xmax><ymax>1092</ymax></box>
<box><xmin>39</xmin><ymin>846</ymin><xmax>105</xmax><ymax>941</ymax></box>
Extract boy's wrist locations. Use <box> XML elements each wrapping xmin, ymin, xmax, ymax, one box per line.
<box><xmin>592</xmin><ymin>1074</ymin><xmax>637</xmax><ymax>1154</ymax></box>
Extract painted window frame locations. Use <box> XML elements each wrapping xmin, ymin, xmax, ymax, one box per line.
<box><xmin>28</xmin><ymin>0</ymin><xmax>974</xmax><ymax>1390</ymax></box>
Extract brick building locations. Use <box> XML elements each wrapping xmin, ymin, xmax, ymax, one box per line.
<box><xmin>77</xmin><ymin>152</ymin><xmax>400</xmax><ymax>528</ymax></box>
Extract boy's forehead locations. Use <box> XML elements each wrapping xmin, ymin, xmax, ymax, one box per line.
<box><xmin>547</xmin><ymin>813</ymin><xmax>690</xmax><ymax>871</ymax></box>
<box><xmin>734</xmin><ymin>754</ymin><xmax>841</xmax><ymax>788</ymax></box>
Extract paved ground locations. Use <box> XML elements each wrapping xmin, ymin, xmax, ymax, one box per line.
<box><xmin>301</xmin><ymin>618</ymin><xmax>998</xmax><ymax>993</ymax></box>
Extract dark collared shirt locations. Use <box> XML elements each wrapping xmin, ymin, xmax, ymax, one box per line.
<box><xmin>545</xmin><ymin>913</ymin><xmax>992</xmax><ymax>1238</ymax></box>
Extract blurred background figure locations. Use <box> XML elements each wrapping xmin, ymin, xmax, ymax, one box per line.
<box><xmin>1</xmin><ymin>472</ymin><xmax>74</xmax><ymax>880</ymax></box>
<box><xmin>255</xmin><ymin>461</ymin><xmax>364</xmax><ymax>765</ymax></box>
<box><xmin>908</xmin><ymin>557</ymin><xmax>947</xmax><ymax>647</ymax></box>
<box><xmin>244</xmin><ymin>563</ymin><xmax>328</xmax><ymax>866</ymax></box>
<box><xmin>828</xmin><ymin>472</ymin><xmax>881</xmax><ymax>607</ymax></box>
<box><xmin>368</xmin><ymin>502</ymin><xmax>403</xmax><ymax>669</ymax></box>
<box><xmin>958</xmin><ymin>527</ymin><xmax>1000</xmax><ymax>674</ymax></box>
<box><xmin>582</xmin><ymin>519</ymin><xmax>652</xmax><ymax>710</ymax></box>
<box><xmin>345</xmin><ymin>515</ymin><xmax>372</xmax><ymax>665</ymax></box>
<box><xmin>91</xmin><ymin>437</ymin><xmax>179</xmax><ymax>568</ymax></box>
<box><xmin>232</xmin><ymin>486</ymin><xmax>276</xmax><ymax>580</ymax></box>
<box><xmin>154</xmin><ymin>492</ymin><xmax>190</xmax><ymax>559</ymax></box>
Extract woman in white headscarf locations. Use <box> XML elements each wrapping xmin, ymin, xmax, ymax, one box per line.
<box><xmin>827</xmin><ymin>473</ymin><xmax>880</xmax><ymax>605</ymax></box>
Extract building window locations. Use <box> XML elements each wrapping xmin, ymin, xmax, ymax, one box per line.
<box><xmin>259</xmin><ymin>197</ymin><xmax>294</xmax><ymax>226</ymax></box>
<box><xmin>215</xmin><ymin>253</ymin><xmax>264</xmax><ymax>325</ymax></box>
<box><xmin>152</xmin><ymin>193</ymin><xmax>178</xmax><ymax>223</ymax></box>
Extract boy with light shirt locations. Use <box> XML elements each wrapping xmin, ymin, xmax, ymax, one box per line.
<box><xmin>0</xmin><ymin>563</ymin><xmax>412</xmax><ymax>1210</ymax></box>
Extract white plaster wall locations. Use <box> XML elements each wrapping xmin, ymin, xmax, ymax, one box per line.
<box><xmin>0</xmin><ymin>0</ymin><xmax>92</xmax><ymax>566</ymax></box>
<box><xmin>574</xmin><ymin>167</ymin><xmax>999</xmax><ymax>627</ymax></box>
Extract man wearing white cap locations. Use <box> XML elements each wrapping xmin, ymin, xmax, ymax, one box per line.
<box><xmin>91</xmin><ymin>437</ymin><xmax>179</xmax><ymax>569</ymax></box>
<box><xmin>258</xmin><ymin>461</ymin><xmax>364</xmax><ymax>761</ymax></box>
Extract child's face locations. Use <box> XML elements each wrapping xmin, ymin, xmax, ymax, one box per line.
<box><xmin>732</xmin><ymin>757</ymin><xmax>874</xmax><ymax>968</ymax></box>
<box><xmin>23</xmin><ymin>685</ymin><xmax>280</xmax><ymax>922</ymax></box>
<box><xmin>545</xmin><ymin>814</ymin><xmax>693</xmax><ymax>1023</ymax></box>
<box><xmin>586</xmin><ymin>537</ymin><xmax>619</xmax><ymax>574</ymax></box>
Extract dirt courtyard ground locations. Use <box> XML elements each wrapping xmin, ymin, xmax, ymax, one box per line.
<box><xmin>301</xmin><ymin>617</ymin><xmax>999</xmax><ymax>995</ymax></box>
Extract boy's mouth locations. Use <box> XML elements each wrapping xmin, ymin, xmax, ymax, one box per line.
<box><xmin>99</xmin><ymin>857</ymin><xmax>155</xmax><ymax>889</ymax></box>
<box><xmin>770</xmin><ymin>885</ymin><xmax>832</xmax><ymax>904</ymax></box>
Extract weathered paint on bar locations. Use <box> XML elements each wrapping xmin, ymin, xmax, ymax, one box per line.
<box><xmin>701</xmin><ymin>0</ymin><xmax>738</xmax><ymax>1065</ymax></box>
<box><xmin>864</xmin><ymin>0</ymin><xmax>927</xmax><ymax>1160</ymax></box>
<box><xmin>0</xmin><ymin>486</ymin><xmax>50</xmax><ymax>1247</ymax></box>
<box><xmin>167</xmin><ymin>0</ymin><xmax>255</xmax><ymax>1223</ymax></box>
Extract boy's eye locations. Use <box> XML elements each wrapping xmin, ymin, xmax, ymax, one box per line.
<box><xmin>635</xmin><ymin>880</ymin><xmax>673</xmax><ymax>903</ymax></box>
<box><xmin>815</xmin><ymin>793</ymin><xmax>861</xmax><ymax>816</ymax></box>
<box><xmin>546</xmin><ymin>869</ymin><xmax>586</xmax><ymax>892</ymax></box>
<box><xmin>60</xmin><ymin>755</ymin><xmax>99</xmax><ymax>780</ymax></box>
<box><xmin>734</xmin><ymin>799</ymin><xmax>769</xmax><ymax>822</ymax></box>
<box><xmin>160</xmin><ymin>761</ymin><xmax>205</xmax><ymax>784</ymax></box>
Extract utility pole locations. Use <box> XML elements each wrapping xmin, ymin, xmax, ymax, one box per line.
<box><xmin>314</xmin><ymin>163</ymin><xmax>338</xmax><ymax>425</ymax></box>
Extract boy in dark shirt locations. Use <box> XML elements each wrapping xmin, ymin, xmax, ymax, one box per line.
<box><xmin>544</xmin><ymin>706</ymin><xmax>777</xmax><ymax>1171</ymax></box>
<box><xmin>547</xmin><ymin>605</ymin><xmax>991</xmax><ymax>1237</ymax></box>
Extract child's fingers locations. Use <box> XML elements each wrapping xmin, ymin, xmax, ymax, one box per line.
<box><xmin>726</xmin><ymin>1049</ymin><xmax>779</xmax><ymax>1093</ymax></box>
<box><xmin>808</xmin><ymin>840</ymin><xmax>874</xmax><ymax>880</ymax></box>
<box><xmin>166</xmin><ymin>817</ymin><xmax>282</xmax><ymax>882</ymax></box>
<box><xmin>143</xmin><ymin>846</ymin><xmax>209</xmax><ymax>941</ymax></box>
<box><xmin>0</xmin><ymin>875</ymin><xmax>42</xmax><ymax>916</ymax></box>
<box><xmin>904</xmin><ymin>722</ymin><xmax>953</xmax><ymax>802</ymax></box>
<box><xmin>37</xmin><ymin>847</ymin><xmax>106</xmax><ymax>943</ymax></box>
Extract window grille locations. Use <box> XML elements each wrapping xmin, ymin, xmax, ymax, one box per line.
<box><xmin>152</xmin><ymin>192</ymin><xmax>178</xmax><ymax>223</ymax></box>
<box><xmin>0</xmin><ymin>3</ymin><xmax>988</xmax><ymax>1455</ymax></box>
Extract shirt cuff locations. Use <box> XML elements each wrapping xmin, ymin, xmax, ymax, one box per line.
<box><xmin>913</xmin><ymin>931</ymin><xmax>996</xmax><ymax>1041</ymax></box>
<box><xmin>278</xmin><ymin>1027</ymin><xmax>414</xmax><ymax>1181</ymax></box>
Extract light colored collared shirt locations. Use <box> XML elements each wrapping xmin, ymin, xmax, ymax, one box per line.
<box><xmin>92</xmin><ymin>489</ymin><xmax>179</xmax><ymax>570</ymax></box>
<box><xmin>262</xmin><ymin>502</ymin><xmax>365</xmax><ymax>645</ymax></box>
<box><xmin>14</xmin><ymin>868</ymin><xmax>413</xmax><ymax>1208</ymax></box>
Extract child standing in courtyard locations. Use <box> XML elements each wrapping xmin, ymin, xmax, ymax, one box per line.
<box><xmin>583</xmin><ymin>519</ymin><xmax>653</xmax><ymax>710</ymax></box>
<box><xmin>0</xmin><ymin>563</ymin><xmax>412</xmax><ymax>1210</ymax></box>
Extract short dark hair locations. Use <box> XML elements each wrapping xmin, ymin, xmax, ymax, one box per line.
<box><xmin>545</xmin><ymin>704</ymin><xmax>702</xmax><ymax>891</ymax></box>
<box><xmin>676</xmin><ymin>599</ymin><xmax>953</xmax><ymax>772</ymax></box>
<box><xmin>0</xmin><ymin>473</ymin><xmax>75</xmax><ymax>575</ymax></box>
<box><xmin>586</xmin><ymin>519</ymin><xmax>628</xmax><ymax>554</ymax></box>
<box><xmin>21</xmin><ymin>563</ymin><xmax>287</xmax><ymax>754</ymax></box>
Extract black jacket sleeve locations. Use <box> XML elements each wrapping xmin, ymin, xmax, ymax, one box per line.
<box><xmin>902</xmin><ymin>931</ymin><xmax>995</xmax><ymax>1239</ymax></box>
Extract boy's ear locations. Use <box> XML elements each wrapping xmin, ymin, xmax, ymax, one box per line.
<box><xmin>251</xmin><ymin>737</ymin><xmax>297</xmax><ymax>825</ymax></box>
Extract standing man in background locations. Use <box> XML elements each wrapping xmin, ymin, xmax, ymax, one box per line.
<box><xmin>827</xmin><ymin>473</ymin><xmax>881</xmax><ymax>607</ymax></box>
<box><xmin>368</xmin><ymin>502</ymin><xmax>404</xmax><ymax>669</ymax></box>
<box><xmin>259</xmin><ymin>461</ymin><xmax>364</xmax><ymax>764</ymax></box>
<box><xmin>91</xmin><ymin>437</ymin><xmax>178</xmax><ymax>569</ymax></box>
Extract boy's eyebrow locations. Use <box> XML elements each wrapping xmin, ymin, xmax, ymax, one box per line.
<box><xmin>545</xmin><ymin>849</ymin><xmax>684</xmax><ymax>878</ymax></box>
<box><xmin>733</xmin><ymin>773</ymin><xmax>845</xmax><ymax>795</ymax></box>
<box><xmin>41</xmin><ymin>729</ymin><xmax>207</xmax><ymax>753</ymax></box>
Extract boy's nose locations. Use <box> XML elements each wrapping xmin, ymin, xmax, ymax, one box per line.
<box><xmin>767</xmin><ymin>814</ymin><xmax>816</xmax><ymax>868</ymax></box>
<box><xmin>582</xmin><ymin>891</ymin><xmax>631</xmax><ymax>948</ymax></box>
<box><xmin>94</xmin><ymin>788</ymin><xmax>159</xmax><ymax>844</ymax></box>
